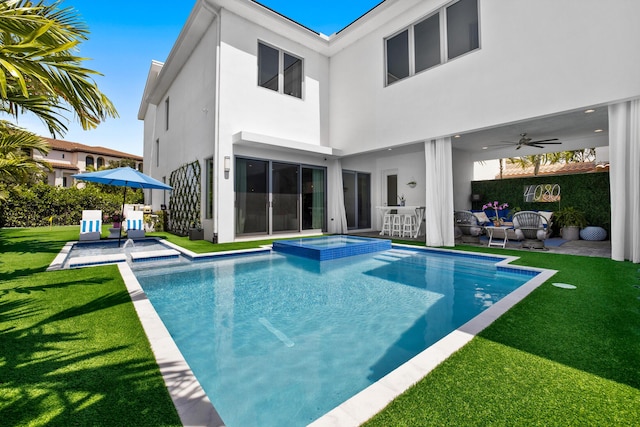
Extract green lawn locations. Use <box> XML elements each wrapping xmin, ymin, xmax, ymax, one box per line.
<box><xmin>1</xmin><ymin>227</ymin><xmax>639</xmax><ymax>426</ymax></box>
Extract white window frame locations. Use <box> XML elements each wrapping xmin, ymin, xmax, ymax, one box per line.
<box><xmin>257</xmin><ymin>41</ymin><xmax>304</xmax><ymax>99</ymax></box>
<box><xmin>384</xmin><ymin>0</ymin><xmax>480</xmax><ymax>86</ymax></box>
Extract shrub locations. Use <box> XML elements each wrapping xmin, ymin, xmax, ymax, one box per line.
<box><xmin>0</xmin><ymin>183</ymin><xmax>143</xmax><ymax>227</ymax></box>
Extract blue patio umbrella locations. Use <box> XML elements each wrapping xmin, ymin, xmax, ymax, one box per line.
<box><xmin>72</xmin><ymin>167</ymin><xmax>172</xmax><ymax>245</ymax></box>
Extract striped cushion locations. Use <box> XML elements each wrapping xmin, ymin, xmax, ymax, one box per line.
<box><xmin>127</xmin><ymin>219</ymin><xmax>143</xmax><ymax>230</ymax></box>
<box><xmin>81</xmin><ymin>219</ymin><xmax>100</xmax><ymax>233</ymax></box>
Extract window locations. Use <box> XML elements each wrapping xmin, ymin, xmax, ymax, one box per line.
<box><xmin>62</xmin><ymin>177</ymin><xmax>67</xmax><ymax>187</ymax></box>
<box><xmin>205</xmin><ymin>157</ymin><xmax>214</xmax><ymax>219</ymax></box>
<box><xmin>447</xmin><ymin>0</ymin><xmax>479</xmax><ymax>60</ymax></box>
<box><xmin>96</xmin><ymin>157</ymin><xmax>104</xmax><ymax>168</ymax></box>
<box><xmin>414</xmin><ymin>13</ymin><xmax>440</xmax><ymax>73</ymax></box>
<box><xmin>258</xmin><ymin>42</ymin><xmax>303</xmax><ymax>98</ymax></box>
<box><xmin>385</xmin><ymin>0</ymin><xmax>479</xmax><ymax>85</ymax></box>
<box><xmin>164</xmin><ymin>97</ymin><xmax>170</xmax><ymax>130</ymax></box>
<box><xmin>386</xmin><ymin>30</ymin><xmax>409</xmax><ymax>84</ymax></box>
<box><xmin>86</xmin><ymin>155</ymin><xmax>94</xmax><ymax>168</ymax></box>
<box><xmin>155</xmin><ymin>139</ymin><xmax>160</xmax><ymax>167</ymax></box>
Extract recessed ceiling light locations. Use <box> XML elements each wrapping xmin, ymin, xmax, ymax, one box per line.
<box><xmin>585</xmin><ymin>109</ymin><xmax>595</xmax><ymax>114</ymax></box>
<box><xmin>454</xmin><ymin>134</ymin><xmax>461</xmax><ymax>138</ymax></box>
<box><xmin>482</xmin><ymin>146</ymin><xmax>488</xmax><ymax>150</ymax></box>
<box><xmin>594</xmin><ymin>129</ymin><xmax>604</xmax><ymax>133</ymax></box>
<box><xmin>388</xmin><ymin>148</ymin><xmax>392</xmax><ymax>150</ymax></box>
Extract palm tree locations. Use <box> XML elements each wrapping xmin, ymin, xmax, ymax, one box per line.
<box><xmin>0</xmin><ymin>0</ymin><xmax>118</xmax><ymax>189</ymax></box>
<box><xmin>508</xmin><ymin>149</ymin><xmax>596</xmax><ymax>176</ymax></box>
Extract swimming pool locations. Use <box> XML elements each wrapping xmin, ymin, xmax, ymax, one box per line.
<box><xmin>134</xmin><ymin>246</ymin><xmax>540</xmax><ymax>427</ymax></box>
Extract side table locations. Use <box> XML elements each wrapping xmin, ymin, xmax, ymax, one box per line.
<box><xmin>485</xmin><ymin>225</ymin><xmax>511</xmax><ymax>248</ymax></box>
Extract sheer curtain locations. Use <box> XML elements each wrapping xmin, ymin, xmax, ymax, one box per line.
<box><xmin>609</xmin><ymin>99</ymin><xmax>640</xmax><ymax>263</ymax></box>
<box><xmin>424</xmin><ymin>137</ymin><xmax>454</xmax><ymax>247</ymax></box>
<box><xmin>328</xmin><ymin>159</ymin><xmax>348</xmax><ymax>234</ymax></box>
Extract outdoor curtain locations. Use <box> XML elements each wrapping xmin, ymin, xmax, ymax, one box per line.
<box><xmin>424</xmin><ymin>137</ymin><xmax>455</xmax><ymax>247</ymax></box>
<box><xmin>609</xmin><ymin>99</ymin><xmax>640</xmax><ymax>263</ymax></box>
<box><xmin>328</xmin><ymin>159</ymin><xmax>348</xmax><ymax>234</ymax></box>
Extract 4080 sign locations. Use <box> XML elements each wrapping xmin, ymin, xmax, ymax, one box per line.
<box><xmin>523</xmin><ymin>184</ymin><xmax>561</xmax><ymax>203</ymax></box>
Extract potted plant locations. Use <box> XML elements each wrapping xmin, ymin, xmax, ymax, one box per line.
<box><xmin>482</xmin><ymin>201</ymin><xmax>508</xmax><ymax>226</ymax></box>
<box><xmin>110</xmin><ymin>212</ymin><xmax>122</xmax><ymax>229</ymax></box>
<box><xmin>397</xmin><ymin>194</ymin><xmax>406</xmax><ymax>206</ymax></box>
<box><xmin>554</xmin><ymin>207</ymin><xmax>587</xmax><ymax>240</ymax></box>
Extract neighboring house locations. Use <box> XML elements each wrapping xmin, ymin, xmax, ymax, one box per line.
<box><xmin>138</xmin><ymin>0</ymin><xmax>640</xmax><ymax>262</ymax></box>
<box><xmin>34</xmin><ymin>137</ymin><xmax>143</xmax><ymax>188</ymax></box>
<box><xmin>498</xmin><ymin>162</ymin><xmax>609</xmax><ymax>179</ymax></box>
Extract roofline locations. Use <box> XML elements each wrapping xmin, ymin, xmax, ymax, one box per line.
<box><xmin>43</xmin><ymin>137</ymin><xmax>143</xmax><ymax>161</ymax></box>
<box><xmin>137</xmin><ymin>0</ymin><xmax>413</xmax><ymax>116</ymax></box>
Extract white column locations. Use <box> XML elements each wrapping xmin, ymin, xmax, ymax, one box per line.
<box><xmin>609</xmin><ymin>99</ymin><xmax>640</xmax><ymax>263</ymax></box>
<box><xmin>424</xmin><ymin>137</ymin><xmax>455</xmax><ymax>247</ymax></box>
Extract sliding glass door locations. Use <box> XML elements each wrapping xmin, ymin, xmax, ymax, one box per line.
<box><xmin>235</xmin><ymin>158</ymin><xmax>268</xmax><ymax>234</ymax></box>
<box><xmin>302</xmin><ymin>167</ymin><xmax>325</xmax><ymax>230</ymax></box>
<box><xmin>342</xmin><ymin>170</ymin><xmax>371</xmax><ymax>230</ymax></box>
<box><xmin>272</xmin><ymin>162</ymin><xmax>299</xmax><ymax>233</ymax></box>
<box><xmin>236</xmin><ymin>158</ymin><xmax>326</xmax><ymax>236</ymax></box>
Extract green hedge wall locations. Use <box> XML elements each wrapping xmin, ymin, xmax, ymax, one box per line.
<box><xmin>0</xmin><ymin>183</ymin><xmax>144</xmax><ymax>228</ymax></box>
<box><xmin>471</xmin><ymin>171</ymin><xmax>610</xmax><ymax>230</ymax></box>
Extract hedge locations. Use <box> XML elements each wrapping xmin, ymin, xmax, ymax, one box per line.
<box><xmin>471</xmin><ymin>171</ymin><xmax>610</xmax><ymax>231</ymax></box>
<box><xmin>0</xmin><ymin>183</ymin><xmax>143</xmax><ymax>228</ymax></box>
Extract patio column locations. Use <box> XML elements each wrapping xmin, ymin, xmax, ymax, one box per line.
<box><xmin>609</xmin><ymin>99</ymin><xmax>640</xmax><ymax>263</ymax></box>
<box><xmin>424</xmin><ymin>137</ymin><xmax>455</xmax><ymax>247</ymax></box>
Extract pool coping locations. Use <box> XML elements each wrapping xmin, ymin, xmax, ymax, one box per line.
<box><xmin>52</xmin><ymin>240</ymin><xmax>557</xmax><ymax>426</ymax></box>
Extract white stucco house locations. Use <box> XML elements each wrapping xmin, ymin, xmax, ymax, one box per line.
<box><xmin>138</xmin><ymin>0</ymin><xmax>640</xmax><ymax>262</ymax></box>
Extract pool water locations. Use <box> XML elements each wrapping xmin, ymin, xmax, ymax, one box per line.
<box><xmin>134</xmin><ymin>248</ymin><xmax>534</xmax><ymax>427</ymax></box>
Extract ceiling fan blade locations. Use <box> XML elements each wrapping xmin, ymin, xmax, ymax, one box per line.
<box><xmin>528</xmin><ymin>138</ymin><xmax>559</xmax><ymax>144</ymax></box>
<box><xmin>536</xmin><ymin>141</ymin><xmax>562</xmax><ymax>145</ymax></box>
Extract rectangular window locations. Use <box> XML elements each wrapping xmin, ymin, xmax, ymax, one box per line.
<box><xmin>205</xmin><ymin>157</ymin><xmax>214</xmax><ymax>219</ymax></box>
<box><xmin>414</xmin><ymin>13</ymin><xmax>440</xmax><ymax>73</ymax></box>
<box><xmin>283</xmin><ymin>53</ymin><xmax>302</xmax><ymax>98</ymax></box>
<box><xmin>385</xmin><ymin>0</ymin><xmax>479</xmax><ymax>85</ymax></box>
<box><xmin>258</xmin><ymin>42</ymin><xmax>303</xmax><ymax>98</ymax></box>
<box><xmin>447</xmin><ymin>0</ymin><xmax>479</xmax><ymax>59</ymax></box>
<box><xmin>386</xmin><ymin>30</ymin><xmax>409</xmax><ymax>85</ymax></box>
<box><xmin>258</xmin><ymin>43</ymin><xmax>279</xmax><ymax>91</ymax></box>
<box><xmin>164</xmin><ymin>98</ymin><xmax>169</xmax><ymax>130</ymax></box>
<box><xmin>155</xmin><ymin>139</ymin><xmax>159</xmax><ymax>167</ymax></box>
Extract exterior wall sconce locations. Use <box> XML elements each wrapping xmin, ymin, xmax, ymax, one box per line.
<box><xmin>224</xmin><ymin>156</ymin><xmax>231</xmax><ymax>172</ymax></box>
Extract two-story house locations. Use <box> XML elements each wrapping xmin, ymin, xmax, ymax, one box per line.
<box><xmin>35</xmin><ymin>137</ymin><xmax>143</xmax><ymax>188</ymax></box>
<box><xmin>139</xmin><ymin>0</ymin><xmax>640</xmax><ymax>262</ymax></box>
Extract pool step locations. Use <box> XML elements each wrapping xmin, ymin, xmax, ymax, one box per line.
<box><xmin>130</xmin><ymin>249</ymin><xmax>181</xmax><ymax>263</ymax></box>
<box><xmin>69</xmin><ymin>253</ymin><xmax>127</xmax><ymax>268</ymax></box>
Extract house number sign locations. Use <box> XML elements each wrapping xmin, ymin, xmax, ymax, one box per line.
<box><xmin>523</xmin><ymin>184</ymin><xmax>561</xmax><ymax>203</ymax></box>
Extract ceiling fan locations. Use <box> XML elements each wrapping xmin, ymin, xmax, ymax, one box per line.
<box><xmin>494</xmin><ymin>133</ymin><xmax>562</xmax><ymax>150</ymax></box>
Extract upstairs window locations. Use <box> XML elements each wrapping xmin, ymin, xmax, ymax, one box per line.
<box><xmin>258</xmin><ymin>42</ymin><xmax>303</xmax><ymax>99</ymax></box>
<box><xmin>165</xmin><ymin>97</ymin><xmax>170</xmax><ymax>130</ymax></box>
<box><xmin>96</xmin><ymin>157</ymin><xmax>104</xmax><ymax>168</ymax></box>
<box><xmin>385</xmin><ymin>0</ymin><xmax>479</xmax><ymax>85</ymax></box>
<box><xmin>86</xmin><ymin>155</ymin><xmax>94</xmax><ymax>168</ymax></box>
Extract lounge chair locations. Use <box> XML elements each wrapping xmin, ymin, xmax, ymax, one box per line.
<box><xmin>79</xmin><ymin>210</ymin><xmax>102</xmax><ymax>241</ymax></box>
<box><xmin>125</xmin><ymin>210</ymin><xmax>145</xmax><ymax>239</ymax></box>
<box><xmin>513</xmin><ymin>211</ymin><xmax>550</xmax><ymax>249</ymax></box>
<box><xmin>454</xmin><ymin>210</ymin><xmax>483</xmax><ymax>243</ymax></box>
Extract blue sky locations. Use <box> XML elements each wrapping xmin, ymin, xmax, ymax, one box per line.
<box><xmin>20</xmin><ymin>0</ymin><xmax>382</xmax><ymax>156</ymax></box>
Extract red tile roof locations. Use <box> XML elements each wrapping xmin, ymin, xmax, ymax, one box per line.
<box><xmin>498</xmin><ymin>161</ymin><xmax>608</xmax><ymax>179</ymax></box>
<box><xmin>46</xmin><ymin>160</ymin><xmax>79</xmax><ymax>171</ymax></box>
<box><xmin>42</xmin><ymin>137</ymin><xmax>143</xmax><ymax>161</ymax></box>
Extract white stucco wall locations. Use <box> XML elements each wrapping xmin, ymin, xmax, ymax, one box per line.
<box><xmin>330</xmin><ymin>0</ymin><xmax>640</xmax><ymax>155</ymax></box>
<box><xmin>215</xmin><ymin>9</ymin><xmax>331</xmax><ymax>242</ymax></box>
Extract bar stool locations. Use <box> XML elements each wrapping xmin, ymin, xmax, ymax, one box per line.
<box><xmin>391</xmin><ymin>214</ymin><xmax>403</xmax><ymax>236</ymax></box>
<box><xmin>401</xmin><ymin>214</ymin><xmax>417</xmax><ymax>238</ymax></box>
<box><xmin>381</xmin><ymin>213</ymin><xmax>393</xmax><ymax>236</ymax></box>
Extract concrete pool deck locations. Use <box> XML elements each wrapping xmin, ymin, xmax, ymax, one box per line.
<box><xmin>110</xmin><ymin>243</ymin><xmax>556</xmax><ymax>427</ymax></box>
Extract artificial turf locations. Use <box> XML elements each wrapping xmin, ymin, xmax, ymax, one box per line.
<box><xmin>1</xmin><ymin>227</ymin><xmax>639</xmax><ymax>426</ymax></box>
<box><xmin>0</xmin><ymin>226</ymin><xmax>181</xmax><ymax>426</ymax></box>
<box><xmin>365</xmin><ymin>246</ymin><xmax>640</xmax><ymax>426</ymax></box>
